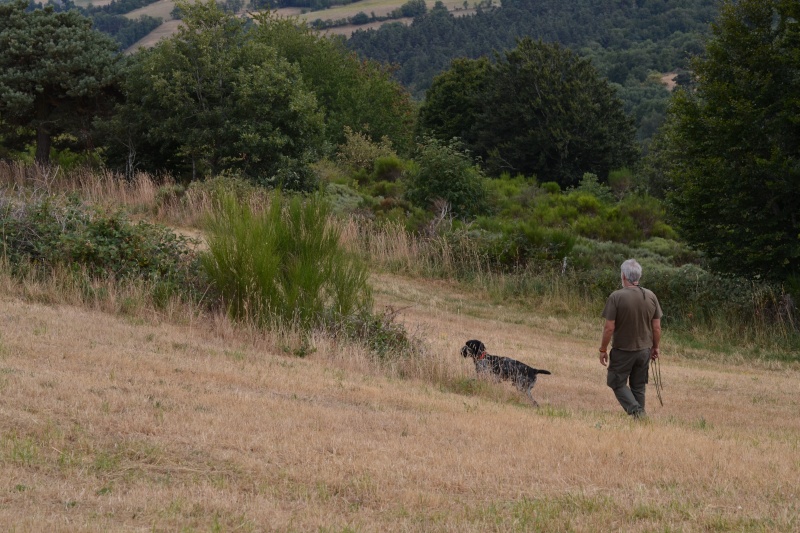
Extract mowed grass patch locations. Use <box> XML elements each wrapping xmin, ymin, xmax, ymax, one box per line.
<box><xmin>287</xmin><ymin>0</ymin><xmax>469</xmax><ymax>22</ymax></box>
<box><xmin>73</xmin><ymin>0</ymin><xmax>115</xmax><ymax>7</ymax></box>
<box><xmin>125</xmin><ymin>19</ymin><xmax>183</xmax><ymax>51</ymax></box>
<box><xmin>120</xmin><ymin>0</ymin><xmax>472</xmax><ymax>49</ymax></box>
<box><xmin>2</xmin><ymin>270</ymin><xmax>800</xmax><ymax>530</ymax></box>
<box><xmin>123</xmin><ymin>0</ymin><xmax>177</xmax><ymax>20</ymax></box>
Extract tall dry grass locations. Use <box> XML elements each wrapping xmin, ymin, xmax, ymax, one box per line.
<box><xmin>0</xmin><ymin>161</ymin><xmax>251</xmax><ymax>227</ymax></box>
<box><xmin>0</xmin><ymin>161</ymin><xmax>160</xmax><ymax>211</ymax></box>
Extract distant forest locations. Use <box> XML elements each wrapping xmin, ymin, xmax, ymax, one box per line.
<box><xmin>347</xmin><ymin>0</ymin><xmax>719</xmax><ymax>142</ymax></box>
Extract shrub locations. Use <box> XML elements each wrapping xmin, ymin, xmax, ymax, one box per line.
<box><xmin>336</xmin><ymin>307</ymin><xmax>425</xmax><ymax>361</ymax></box>
<box><xmin>336</xmin><ymin>126</ymin><xmax>397</xmax><ymax>173</ymax></box>
<box><xmin>618</xmin><ymin>194</ymin><xmax>675</xmax><ymax>239</ymax></box>
<box><xmin>323</xmin><ymin>182</ymin><xmax>365</xmax><ymax>214</ymax></box>
<box><xmin>0</xmin><ymin>195</ymin><xmax>197</xmax><ymax>282</ymax></box>
<box><xmin>471</xmin><ymin>219</ymin><xmax>576</xmax><ymax>269</ymax></box>
<box><xmin>373</xmin><ymin>155</ymin><xmax>405</xmax><ymax>182</ymax></box>
<box><xmin>404</xmin><ymin>138</ymin><xmax>488</xmax><ymax>221</ymax></box>
<box><xmin>571</xmin><ymin>173</ymin><xmax>616</xmax><ymax>203</ymax></box>
<box><xmin>201</xmin><ymin>191</ymin><xmax>372</xmax><ymax>332</ymax></box>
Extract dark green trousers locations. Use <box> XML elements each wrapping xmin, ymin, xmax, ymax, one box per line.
<box><xmin>607</xmin><ymin>348</ymin><xmax>650</xmax><ymax>416</ymax></box>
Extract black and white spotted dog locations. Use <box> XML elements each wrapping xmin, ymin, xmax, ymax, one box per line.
<box><xmin>460</xmin><ymin>339</ymin><xmax>551</xmax><ymax>406</ymax></box>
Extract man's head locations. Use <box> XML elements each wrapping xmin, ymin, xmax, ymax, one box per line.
<box><xmin>620</xmin><ymin>259</ymin><xmax>642</xmax><ymax>285</ymax></box>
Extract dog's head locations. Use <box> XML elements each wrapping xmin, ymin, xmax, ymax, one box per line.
<box><xmin>461</xmin><ymin>339</ymin><xmax>486</xmax><ymax>359</ymax></box>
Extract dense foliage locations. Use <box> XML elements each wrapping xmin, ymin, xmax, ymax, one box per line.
<box><xmin>657</xmin><ymin>0</ymin><xmax>800</xmax><ymax>285</ymax></box>
<box><xmin>404</xmin><ymin>138</ymin><xmax>488</xmax><ymax>220</ymax></box>
<box><xmin>98</xmin><ymin>1</ymin><xmax>415</xmax><ymax>187</ymax></box>
<box><xmin>419</xmin><ymin>39</ymin><xmax>637</xmax><ymax>186</ymax></box>
<box><xmin>0</xmin><ymin>0</ymin><xmax>120</xmax><ymax>164</ymax></box>
<box><xmin>0</xmin><ymin>195</ymin><xmax>198</xmax><ymax>303</ymax></box>
<box><xmin>104</xmin><ymin>1</ymin><xmax>325</xmax><ymax>188</ymax></box>
<box><xmin>250</xmin><ymin>12</ymin><xmax>416</xmax><ymax>153</ymax></box>
<box><xmin>202</xmin><ymin>191</ymin><xmax>372</xmax><ymax>331</ymax></box>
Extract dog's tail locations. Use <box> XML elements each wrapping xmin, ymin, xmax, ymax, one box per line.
<box><xmin>536</xmin><ymin>369</ymin><xmax>552</xmax><ymax>375</ymax></box>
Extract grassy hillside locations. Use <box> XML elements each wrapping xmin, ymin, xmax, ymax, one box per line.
<box><xmin>1</xmin><ymin>168</ymin><xmax>798</xmax><ymax>531</ymax></box>
<box><xmin>2</xmin><ymin>273</ymin><xmax>799</xmax><ymax>530</ymax></box>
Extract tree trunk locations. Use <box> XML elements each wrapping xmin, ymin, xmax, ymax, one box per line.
<box><xmin>34</xmin><ymin>95</ymin><xmax>52</xmax><ymax>166</ymax></box>
<box><xmin>35</xmin><ymin>125</ymin><xmax>52</xmax><ymax>166</ymax></box>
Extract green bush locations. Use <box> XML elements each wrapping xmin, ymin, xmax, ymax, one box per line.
<box><xmin>336</xmin><ymin>307</ymin><xmax>425</xmax><ymax>361</ymax></box>
<box><xmin>373</xmin><ymin>155</ymin><xmax>405</xmax><ymax>182</ymax></box>
<box><xmin>186</xmin><ymin>174</ymin><xmax>264</xmax><ymax>204</ymax></box>
<box><xmin>201</xmin><ymin>191</ymin><xmax>373</xmax><ymax>332</ymax></box>
<box><xmin>323</xmin><ymin>182</ymin><xmax>365</xmax><ymax>214</ymax></box>
<box><xmin>570</xmin><ymin>173</ymin><xmax>616</xmax><ymax>203</ymax></box>
<box><xmin>0</xmin><ymin>195</ymin><xmax>197</xmax><ymax>283</ymax></box>
<box><xmin>336</xmin><ymin>126</ymin><xmax>397</xmax><ymax>173</ymax></box>
<box><xmin>404</xmin><ymin>138</ymin><xmax>488</xmax><ymax>220</ymax></box>
<box><xmin>471</xmin><ymin>219</ymin><xmax>576</xmax><ymax>269</ymax></box>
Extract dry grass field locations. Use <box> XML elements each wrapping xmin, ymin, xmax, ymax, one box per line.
<box><xmin>125</xmin><ymin>19</ymin><xmax>183</xmax><ymax>52</ymax></box>
<box><xmin>0</xmin><ymin>164</ymin><xmax>797</xmax><ymax>530</ymax></box>
<box><xmin>124</xmin><ymin>0</ymin><xmax>180</xmax><ymax>20</ymax></box>
<box><xmin>74</xmin><ymin>0</ymin><xmax>115</xmax><ymax>7</ymax></box>
<box><xmin>2</xmin><ymin>260</ymin><xmax>799</xmax><ymax>531</ymax></box>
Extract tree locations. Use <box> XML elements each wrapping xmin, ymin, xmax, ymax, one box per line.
<box><xmin>0</xmin><ymin>0</ymin><xmax>119</xmax><ymax>164</ymax></box>
<box><xmin>662</xmin><ymin>0</ymin><xmax>800</xmax><ymax>283</ymax></box>
<box><xmin>250</xmin><ymin>12</ymin><xmax>416</xmax><ymax>155</ymax></box>
<box><xmin>404</xmin><ymin>138</ymin><xmax>488</xmax><ymax>220</ymax></box>
<box><xmin>417</xmin><ymin>57</ymin><xmax>490</xmax><ymax>145</ymax></box>
<box><xmin>419</xmin><ymin>39</ymin><xmax>638</xmax><ymax>187</ymax></box>
<box><xmin>107</xmin><ymin>1</ymin><xmax>324</xmax><ymax>189</ymax></box>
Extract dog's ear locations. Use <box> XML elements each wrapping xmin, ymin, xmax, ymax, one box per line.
<box><xmin>464</xmin><ymin>340</ymin><xmax>485</xmax><ymax>356</ymax></box>
<box><xmin>467</xmin><ymin>339</ymin><xmax>486</xmax><ymax>355</ymax></box>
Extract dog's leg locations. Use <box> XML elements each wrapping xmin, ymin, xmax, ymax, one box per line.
<box><xmin>525</xmin><ymin>387</ymin><xmax>539</xmax><ymax>407</ymax></box>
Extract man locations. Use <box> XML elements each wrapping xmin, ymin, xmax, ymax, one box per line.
<box><xmin>598</xmin><ymin>259</ymin><xmax>662</xmax><ymax>419</ymax></box>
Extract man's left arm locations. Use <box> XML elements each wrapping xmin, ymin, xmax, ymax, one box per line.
<box><xmin>651</xmin><ymin>318</ymin><xmax>661</xmax><ymax>360</ymax></box>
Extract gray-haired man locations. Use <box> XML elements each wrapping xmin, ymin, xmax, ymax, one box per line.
<box><xmin>598</xmin><ymin>259</ymin><xmax>662</xmax><ymax>418</ymax></box>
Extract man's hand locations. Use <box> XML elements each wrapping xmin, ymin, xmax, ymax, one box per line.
<box><xmin>650</xmin><ymin>347</ymin><xmax>660</xmax><ymax>360</ymax></box>
<box><xmin>599</xmin><ymin>319</ymin><xmax>614</xmax><ymax>367</ymax></box>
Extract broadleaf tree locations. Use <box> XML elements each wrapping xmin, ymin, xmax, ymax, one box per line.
<box><xmin>0</xmin><ymin>0</ymin><xmax>119</xmax><ymax>164</ymax></box>
<box><xmin>249</xmin><ymin>12</ymin><xmax>416</xmax><ymax>155</ymax></box>
<box><xmin>107</xmin><ymin>0</ymin><xmax>324</xmax><ymax>189</ymax></box>
<box><xmin>418</xmin><ymin>38</ymin><xmax>638</xmax><ymax>187</ymax></box>
<box><xmin>662</xmin><ymin>0</ymin><xmax>800</xmax><ymax>283</ymax></box>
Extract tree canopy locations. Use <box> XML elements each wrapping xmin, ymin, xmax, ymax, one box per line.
<box><xmin>105</xmin><ymin>0</ymin><xmax>325</xmax><ymax>189</ymax></box>
<box><xmin>249</xmin><ymin>12</ymin><xmax>416</xmax><ymax>154</ymax></box>
<box><xmin>419</xmin><ymin>39</ymin><xmax>638</xmax><ymax>187</ymax></box>
<box><xmin>661</xmin><ymin>0</ymin><xmax>800</xmax><ymax>283</ymax></box>
<box><xmin>0</xmin><ymin>0</ymin><xmax>119</xmax><ymax>164</ymax></box>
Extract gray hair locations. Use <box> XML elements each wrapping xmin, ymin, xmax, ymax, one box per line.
<box><xmin>620</xmin><ymin>259</ymin><xmax>642</xmax><ymax>283</ymax></box>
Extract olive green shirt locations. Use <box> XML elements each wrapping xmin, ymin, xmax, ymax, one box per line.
<box><xmin>602</xmin><ymin>286</ymin><xmax>663</xmax><ymax>351</ymax></box>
